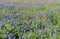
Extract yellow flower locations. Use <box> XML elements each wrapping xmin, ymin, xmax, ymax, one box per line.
<box><xmin>35</xmin><ymin>15</ymin><xmax>39</xmax><ymax>22</ymax></box>
<box><xmin>42</xmin><ymin>15</ymin><xmax>46</xmax><ymax>22</ymax></box>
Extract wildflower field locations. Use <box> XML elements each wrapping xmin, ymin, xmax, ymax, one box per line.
<box><xmin>0</xmin><ymin>3</ymin><xmax>60</xmax><ymax>39</ymax></box>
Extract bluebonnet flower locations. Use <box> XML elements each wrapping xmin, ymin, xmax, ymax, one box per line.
<box><xmin>23</xmin><ymin>26</ymin><xmax>28</xmax><ymax>30</ymax></box>
<box><xmin>19</xmin><ymin>36</ymin><xmax>22</xmax><ymax>39</ymax></box>
<box><xmin>28</xmin><ymin>20</ymin><xmax>32</xmax><ymax>25</ymax></box>
<box><xmin>8</xmin><ymin>35</ymin><xmax>12</xmax><ymax>39</ymax></box>
<box><xmin>0</xmin><ymin>23</ymin><xmax>2</xmax><ymax>29</ymax></box>
<box><xmin>0</xmin><ymin>20</ymin><xmax>2</xmax><ymax>22</ymax></box>
<box><xmin>10</xmin><ymin>33</ymin><xmax>14</xmax><ymax>38</ymax></box>
<box><xmin>24</xmin><ymin>30</ymin><xmax>26</xmax><ymax>33</ymax></box>
<box><xmin>46</xmin><ymin>19</ymin><xmax>50</xmax><ymax>25</ymax></box>
<box><xmin>3</xmin><ymin>15</ymin><xmax>9</xmax><ymax>19</ymax></box>
<box><xmin>37</xmin><ymin>12</ymin><xmax>42</xmax><ymax>17</ymax></box>
<box><xmin>10</xmin><ymin>6</ymin><xmax>15</xmax><ymax>8</ymax></box>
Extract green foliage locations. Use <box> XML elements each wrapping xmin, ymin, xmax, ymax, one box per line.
<box><xmin>28</xmin><ymin>32</ymin><xmax>35</xmax><ymax>39</ymax></box>
<box><xmin>31</xmin><ymin>21</ymin><xmax>36</xmax><ymax>30</ymax></box>
<box><xmin>23</xmin><ymin>33</ymin><xmax>28</xmax><ymax>39</ymax></box>
<box><xmin>0</xmin><ymin>2</ymin><xmax>60</xmax><ymax>39</ymax></box>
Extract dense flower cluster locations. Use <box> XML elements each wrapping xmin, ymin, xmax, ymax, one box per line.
<box><xmin>0</xmin><ymin>4</ymin><xmax>60</xmax><ymax>39</ymax></box>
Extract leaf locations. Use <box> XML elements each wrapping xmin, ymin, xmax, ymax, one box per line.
<box><xmin>3</xmin><ymin>23</ymin><xmax>10</xmax><ymax>27</ymax></box>
<box><xmin>28</xmin><ymin>32</ymin><xmax>35</xmax><ymax>39</ymax></box>
<box><xmin>23</xmin><ymin>34</ymin><xmax>28</xmax><ymax>39</ymax></box>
